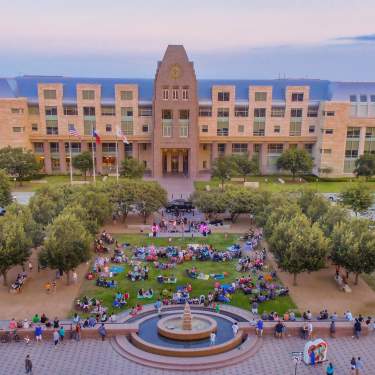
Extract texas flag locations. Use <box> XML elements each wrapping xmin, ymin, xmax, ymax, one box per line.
<box><xmin>116</xmin><ymin>127</ymin><xmax>129</xmax><ymax>144</ymax></box>
<box><xmin>93</xmin><ymin>129</ymin><xmax>101</xmax><ymax>144</ymax></box>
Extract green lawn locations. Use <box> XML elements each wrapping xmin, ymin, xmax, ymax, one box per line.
<box><xmin>194</xmin><ymin>177</ymin><xmax>375</xmax><ymax>193</ymax></box>
<box><xmin>78</xmin><ymin>233</ymin><xmax>297</xmax><ymax>316</ymax></box>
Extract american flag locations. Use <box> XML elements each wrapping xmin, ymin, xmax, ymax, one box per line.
<box><xmin>116</xmin><ymin>127</ymin><xmax>129</xmax><ymax>144</ymax></box>
<box><xmin>68</xmin><ymin>124</ymin><xmax>81</xmax><ymax>139</ymax></box>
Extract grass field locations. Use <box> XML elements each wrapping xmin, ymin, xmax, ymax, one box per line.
<box><xmin>78</xmin><ymin>233</ymin><xmax>297</xmax><ymax>316</ymax></box>
<box><xmin>194</xmin><ymin>177</ymin><xmax>375</xmax><ymax>193</ymax></box>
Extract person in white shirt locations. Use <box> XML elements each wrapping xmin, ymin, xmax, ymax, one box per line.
<box><xmin>210</xmin><ymin>332</ymin><xmax>216</xmax><ymax>345</ymax></box>
<box><xmin>232</xmin><ymin>322</ymin><xmax>239</xmax><ymax>336</ymax></box>
<box><xmin>307</xmin><ymin>322</ymin><xmax>313</xmax><ymax>339</ymax></box>
<box><xmin>345</xmin><ymin>310</ymin><xmax>353</xmax><ymax>321</ymax></box>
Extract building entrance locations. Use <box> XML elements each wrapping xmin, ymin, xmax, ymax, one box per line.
<box><xmin>162</xmin><ymin>149</ymin><xmax>189</xmax><ymax>176</ymax></box>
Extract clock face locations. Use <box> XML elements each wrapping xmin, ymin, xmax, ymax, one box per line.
<box><xmin>170</xmin><ymin>64</ymin><xmax>182</xmax><ymax>79</ymax></box>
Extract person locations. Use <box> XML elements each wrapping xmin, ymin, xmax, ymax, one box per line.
<box><xmin>53</xmin><ymin>317</ymin><xmax>59</xmax><ymax>329</ymax></box>
<box><xmin>9</xmin><ymin>318</ymin><xmax>17</xmax><ymax>330</ymax></box>
<box><xmin>210</xmin><ymin>331</ymin><xmax>216</xmax><ymax>345</ymax></box>
<box><xmin>58</xmin><ymin>326</ymin><xmax>65</xmax><ymax>342</ymax></box>
<box><xmin>356</xmin><ymin>357</ymin><xmax>363</xmax><ymax>374</ymax></box>
<box><xmin>32</xmin><ymin>314</ymin><xmax>40</xmax><ymax>324</ymax></box>
<box><xmin>232</xmin><ymin>322</ymin><xmax>239</xmax><ymax>336</ymax></box>
<box><xmin>73</xmin><ymin>313</ymin><xmax>80</xmax><ymax>325</ymax></box>
<box><xmin>28</xmin><ymin>261</ymin><xmax>33</xmax><ymax>273</ymax></box>
<box><xmin>98</xmin><ymin>323</ymin><xmax>106</xmax><ymax>341</ymax></box>
<box><xmin>307</xmin><ymin>321</ymin><xmax>313</xmax><ymax>339</ymax></box>
<box><xmin>45</xmin><ymin>282</ymin><xmax>51</xmax><ymax>294</ymax></box>
<box><xmin>310</xmin><ymin>350</ymin><xmax>316</xmax><ymax>367</ymax></box>
<box><xmin>350</xmin><ymin>357</ymin><xmax>356</xmax><ymax>374</ymax></box>
<box><xmin>75</xmin><ymin>323</ymin><xmax>81</xmax><ymax>341</ymax></box>
<box><xmin>25</xmin><ymin>355</ymin><xmax>32</xmax><ymax>374</ymax></box>
<box><xmin>256</xmin><ymin>319</ymin><xmax>263</xmax><ymax>337</ymax></box>
<box><xmin>275</xmin><ymin>321</ymin><xmax>284</xmax><ymax>338</ymax></box>
<box><xmin>72</xmin><ymin>271</ymin><xmax>78</xmax><ymax>283</ymax></box>
<box><xmin>251</xmin><ymin>301</ymin><xmax>258</xmax><ymax>315</ymax></box>
<box><xmin>330</xmin><ymin>320</ymin><xmax>336</xmax><ymax>338</ymax></box>
<box><xmin>34</xmin><ymin>325</ymin><xmax>42</xmax><ymax>343</ymax></box>
<box><xmin>154</xmin><ymin>299</ymin><xmax>162</xmax><ymax>317</ymax></box>
<box><xmin>354</xmin><ymin>319</ymin><xmax>362</xmax><ymax>339</ymax></box>
<box><xmin>53</xmin><ymin>330</ymin><xmax>59</xmax><ymax>346</ymax></box>
<box><xmin>326</xmin><ymin>362</ymin><xmax>334</xmax><ymax>375</ymax></box>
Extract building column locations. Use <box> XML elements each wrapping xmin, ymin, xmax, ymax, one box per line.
<box><xmin>211</xmin><ymin>142</ymin><xmax>218</xmax><ymax>162</ymax></box>
<box><xmin>81</xmin><ymin>141</ymin><xmax>88</xmax><ymax>152</ymax></box>
<box><xmin>43</xmin><ymin>141</ymin><xmax>52</xmax><ymax>174</ymax></box>
<box><xmin>283</xmin><ymin>142</ymin><xmax>289</xmax><ymax>152</ymax></box>
<box><xmin>225</xmin><ymin>142</ymin><xmax>232</xmax><ymax>156</ymax></box>
<box><xmin>118</xmin><ymin>141</ymin><xmax>125</xmax><ymax>164</ymax></box>
<box><xmin>96</xmin><ymin>144</ymin><xmax>103</xmax><ymax>174</ymax></box>
<box><xmin>248</xmin><ymin>143</ymin><xmax>253</xmax><ymax>159</ymax></box>
<box><xmin>359</xmin><ymin>127</ymin><xmax>366</xmax><ymax>156</ymax></box>
<box><xmin>260</xmin><ymin>144</ymin><xmax>268</xmax><ymax>174</ymax></box>
<box><xmin>132</xmin><ymin>141</ymin><xmax>140</xmax><ymax>160</ymax></box>
<box><xmin>178</xmin><ymin>151</ymin><xmax>184</xmax><ymax>173</ymax></box>
<box><xmin>59</xmin><ymin>141</ymin><xmax>67</xmax><ymax>173</ymax></box>
<box><xmin>167</xmin><ymin>151</ymin><xmax>172</xmax><ymax>173</ymax></box>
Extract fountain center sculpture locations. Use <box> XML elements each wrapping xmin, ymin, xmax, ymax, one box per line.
<box><xmin>182</xmin><ymin>302</ymin><xmax>193</xmax><ymax>330</ymax></box>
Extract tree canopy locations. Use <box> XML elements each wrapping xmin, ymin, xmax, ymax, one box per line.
<box><xmin>354</xmin><ymin>154</ymin><xmax>375</xmax><ymax>179</ymax></box>
<box><xmin>0</xmin><ymin>146</ymin><xmax>40</xmax><ymax>185</ymax></box>
<box><xmin>212</xmin><ymin>156</ymin><xmax>236</xmax><ymax>190</ymax></box>
<box><xmin>340</xmin><ymin>183</ymin><xmax>374</xmax><ymax>216</ymax></box>
<box><xmin>276</xmin><ymin>148</ymin><xmax>313</xmax><ymax>179</ymax></box>
<box><xmin>0</xmin><ymin>169</ymin><xmax>12</xmax><ymax>207</ymax></box>
<box><xmin>120</xmin><ymin>157</ymin><xmax>145</xmax><ymax>178</ymax></box>
<box><xmin>72</xmin><ymin>151</ymin><xmax>93</xmax><ymax>180</ymax></box>
<box><xmin>231</xmin><ymin>154</ymin><xmax>259</xmax><ymax>182</ymax></box>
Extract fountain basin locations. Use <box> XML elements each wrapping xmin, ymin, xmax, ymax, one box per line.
<box><xmin>157</xmin><ymin>314</ymin><xmax>217</xmax><ymax>341</ymax></box>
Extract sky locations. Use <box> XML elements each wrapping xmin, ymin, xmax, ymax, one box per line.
<box><xmin>1</xmin><ymin>0</ymin><xmax>375</xmax><ymax>80</ymax></box>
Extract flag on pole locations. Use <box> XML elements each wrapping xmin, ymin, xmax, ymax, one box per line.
<box><xmin>93</xmin><ymin>129</ymin><xmax>101</xmax><ymax>144</ymax></box>
<box><xmin>116</xmin><ymin>127</ymin><xmax>129</xmax><ymax>144</ymax></box>
<box><xmin>68</xmin><ymin>124</ymin><xmax>81</xmax><ymax>139</ymax></box>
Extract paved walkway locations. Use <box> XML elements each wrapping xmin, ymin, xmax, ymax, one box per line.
<box><xmin>0</xmin><ymin>335</ymin><xmax>373</xmax><ymax>374</ymax></box>
<box><xmin>145</xmin><ymin>176</ymin><xmax>195</xmax><ymax>200</ymax></box>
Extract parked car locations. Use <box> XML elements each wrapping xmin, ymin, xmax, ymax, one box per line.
<box><xmin>165</xmin><ymin>199</ymin><xmax>194</xmax><ymax>212</ymax></box>
<box><xmin>0</xmin><ymin>207</ymin><xmax>6</xmax><ymax>216</ymax></box>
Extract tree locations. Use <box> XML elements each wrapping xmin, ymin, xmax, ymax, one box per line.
<box><xmin>120</xmin><ymin>157</ymin><xmax>145</xmax><ymax>178</ymax></box>
<box><xmin>318</xmin><ymin>205</ymin><xmax>349</xmax><ymax>237</ymax></box>
<box><xmin>340</xmin><ymin>183</ymin><xmax>374</xmax><ymax>216</ymax></box>
<box><xmin>134</xmin><ymin>182</ymin><xmax>167</xmax><ymax>224</ymax></box>
<box><xmin>212</xmin><ymin>156</ymin><xmax>237</xmax><ymax>191</ymax></box>
<box><xmin>276</xmin><ymin>148</ymin><xmax>313</xmax><ymax>180</ymax></box>
<box><xmin>354</xmin><ymin>154</ymin><xmax>375</xmax><ymax>180</ymax></box>
<box><xmin>269</xmin><ymin>214</ymin><xmax>329</xmax><ymax>285</ymax></box>
<box><xmin>0</xmin><ymin>146</ymin><xmax>40</xmax><ymax>185</ymax></box>
<box><xmin>72</xmin><ymin>151</ymin><xmax>93</xmax><ymax>180</ymax></box>
<box><xmin>61</xmin><ymin>204</ymin><xmax>99</xmax><ymax>236</ymax></box>
<box><xmin>106</xmin><ymin>180</ymin><xmax>138</xmax><ymax>222</ymax></box>
<box><xmin>224</xmin><ymin>187</ymin><xmax>258</xmax><ymax>222</ymax></box>
<box><xmin>331</xmin><ymin>219</ymin><xmax>375</xmax><ymax>284</ymax></box>
<box><xmin>0</xmin><ymin>214</ymin><xmax>31</xmax><ymax>285</ymax></box>
<box><xmin>0</xmin><ymin>169</ymin><xmax>12</xmax><ymax>207</ymax></box>
<box><xmin>231</xmin><ymin>154</ymin><xmax>259</xmax><ymax>182</ymax></box>
<box><xmin>192</xmin><ymin>190</ymin><xmax>227</xmax><ymax>219</ymax></box>
<box><xmin>38</xmin><ymin>213</ymin><xmax>91</xmax><ymax>284</ymax></box>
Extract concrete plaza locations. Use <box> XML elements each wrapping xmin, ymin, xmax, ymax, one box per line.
<box><xmin>0</xmin><ymin>335</ymin><xmax>372</xmax><ymax>375</ymax></box>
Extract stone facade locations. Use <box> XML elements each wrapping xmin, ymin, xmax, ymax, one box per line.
<box><xmin>0</xmin><ymin>45</ymin><xmax>375</xmax><ymax>177</ymax></box>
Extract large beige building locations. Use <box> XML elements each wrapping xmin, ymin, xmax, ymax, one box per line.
<box><xmin>0</xmin><ymin>45</ymin><xmax>375</xmax><ymax>177</ymax></box>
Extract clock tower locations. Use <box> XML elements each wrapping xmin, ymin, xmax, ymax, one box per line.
<box><xmin>152</xmin><ymin>45</ymin><xmax>199</xmax><ymax>178</ymax></box>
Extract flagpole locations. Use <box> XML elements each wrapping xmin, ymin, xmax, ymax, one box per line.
<box><xmin>115</xmin><ymin>130</ymin><xmax>119</xmax><ymax>182</ymax></box>
<box><xmin>69</xmin><ymin>137</ymin><xmax>73</xmax><ymax>185</ymax></box>
<box><xmin>91</xmin><ymin>124</ymin><xmax>96</xmax><ymax>184</ymax></box>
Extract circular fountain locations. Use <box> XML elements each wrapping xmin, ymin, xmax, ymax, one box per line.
<box><xmin>157</xmin><ymin>302</ymin><xmax>217</xmax><ymax>340</ymax></box>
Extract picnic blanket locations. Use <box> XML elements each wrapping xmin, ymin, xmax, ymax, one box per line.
<box><xmin>197</xmin><ymin>273</ymin><xmax>210</xmax><ymax>280</ymax></box>
<box><xmin>110</xmin><ymin>266</ymin><xmax>124</xmax><ymax>274</ymax></box>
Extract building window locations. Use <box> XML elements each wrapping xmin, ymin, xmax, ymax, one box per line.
<box><xmin>50</xmin><ymin>142</ymin><xmax>59</xmax><ymax>154</ymax></box>
<box><xmin>234</xmin><ymin>106</ymin><xmax>248</xmax><ymax>117</ymax></box>
<box><xmin>324</xmin><ymin>129</ymin><xmax>334</xmax><ymax>134</ymax></box>
<box><xmin>271</xmin><ymin>106</ymin><xmax>285</xmax><ymax>117</ymax></box>
<box><xmin>347</xmin><ymin>127</ymin><xmax>360</xmax><ymax>138</ymax></box>
<box><xmin>45</xmin><ymin>106</ymin><xmax>57</xmax><ymax>116</ymax></box>
<box><xmin>84</xmin><ymin>119</ymin><xmax>95</xmax><ymax>135</ymax></box>
<box><xmin>34</xmin><ymin>143</ymin><xmax>44</xmax><ymax>153</ymax></box>
<box><xmin>218</xmin><ymin>144</ymin><xmax>226</xmax><ymax>155</ymax></box>
<box><xmin>217</xmin><ymin>108</ymin><xmax>229</xmax><ymax>117</ymax></box>
<box><xmin>162</xmin><ymin>110</ymin><xmax>172</xmax><ymax>137</ymax></box>
<box><xmin>289</xmin><ymin>121</ymin><xmax>302</xmax><ymax>136</ymax></box>
<box><xmin>31</xmin><ymin>123</ymin><xmax>38</xmax><ymax>131</ymax></box>
<box><xmin>83</xmin><ymin>107</ymin><xmax>95</xmax><ymax>117</ymax></box>
<box><xmin>142</xmin><ymin>124</ymin><xmax>149</xmax><ymax>133</ymax></box>
<box><xmin>11</xmin><ymin>108</ymin><xmax>24</xmax><ymax>114</ymax></box>
<box><xmin>12</xmin><ymin>127</ymin><xmax>23</xmax><ymax>133</ymax></box>
<box><xmin>121</xmin><ymin>121</ymin><xmax>133</xmax><ymax>135</ymax></box>
<box><xmin>141</xmin><ymin>143</ymin><xmax>147</xmax><ymax>151</ymax></box>
<box><xmin>82</xmin><ymin>90</ymin><xmax>95</xmax><ymax>100</ymax></box>
<box><xmin>255</xmin><ymin>92</ymin><xmax>267</xmax><ymax>101</ymax></box>
<box><xmin>199</xmin><ymin>106</ymin><xmax>212</xmax><ymax>117</ymax></box>
<box><xmin>102</xmin><ymin>143</ymin><xmax>116</xmax><ymax>153</ymax></box>
<box><xmin>65</xmin><ymin>142</ymin><xmax>81</xmax><ymax>153</ymax></box>
<box><xmin>101</xmin><ymin>106</ymin><xmax>115</xmax><ymax>116</ymax></box>
<box><xmin>182</xmin><ymin>87</ymin><xmax>189</xmax><ymax>100</ymax></box>
<box><xmin>162</xmin><ymin>87</ymin><xmax>169</xmax><ymax>100</ymax></box>
<box><xmin>268</xmin><ymin>144</ymin><xmax>283</xmax><ymax>154</ymax></box>
<box><xmin>63</xmin><ymin>105</ymin><xmax>78</xmax><ymax>116</ymax></box>
<box><xmin>125</xmin><ymin>143</ymin><xmax>132</xmax><ymax>157</ymax></box>
<box><xmin>254</xmin><ymin>108</ymin><xmax>266</xmax><ymax>118</ymax></box>
<box><xmin>322</xmin><ymin>111</ymin><xmax>335</xmax><ymax>117</ymax></box>
<box><xmin>179</xmin><ymin>110</ymin><xmax>189</xmax><ymax>137</ymax></box>
<box><xmin>350</xmin><ymin>95</ymin><xmax>357</xmax><ymax>102</ymax></box>
<box><xmin>253</xmin><ymin>119</ymin><xmax>265</xmax><ymax>136</ymax></box>
<box><xmin>121</xmin><ymin>107</ymin><xmax>133</xmax><ymax>117</ymax></box>
<box><xmin>51</xmin><ymin>158</ymin><xmax>60</xmax><ymax>171</ymax></box>
<box><xmin>179</xmin><ymin>110</ymin><xmax>189</xmax><ymax>120</ymax></box>
<box><xmin>291</xmin><ymin>92</ymin><xmax>304</xmax><ymax>102</ymax></box>
<box><xmin>46</xmin><ymin>120</ymin><xmax>58</xmax><ymax>135</ymax></box>
<box><xmin>44</xmin><ymin>89</ymin><xmax>57</xmax><ymax>99</ymax></box>
<box><xmin>307</xmin><ymin>106</ymin><xmax>319</xmax><ymax>117</ymax></box>
<box><xmin>291</xmin><ymin>108</ymin><xmax>303</xmax><ymax>117</ymax></box>
<box><xmin>201</xmin><ymin>125</ymin><xmax>208</xmax><ymax>133</ymax></box>
<box><xmin>202</xmin><ymin>144</ymin><xmax>207</xmax><ymax>151</ymax></box>
<box><xmin>217</xmin><ymin>108</ymin><xmax>229</xmax><ymax>136</ymax></box>
<box><xmin>202</xmin><ymin>161</ymin><xmax>207</xmax><ymax>169</ymax></box>
<box><xmin>274</xmin><ymin>125</ymin><xmax>280</xmax><ymax>133</ymax></box>
<box><xmin>172</xmin><ymin>87</ymin><xmax>179</xmax><ymax>100</ymax></box>
<box><xmin>321</xmin><ymin>149</ymin><xmax>332</xmax><ymax>155</ymax></box>
<box><xmin>28</xmin><ymin>105</ymin><xmax>39</xmax><ymax>115</ymax></box>
<box><xmin>105</xmin><ymin>124</ymin><xmax>112</xmax><ymax>132</ymax></box>
<box><xmin>139</xmin><ymin>106</ymin><xmax>152</xmax><ymax>117</ymax></box>
<box><xmin>162</xmin><ymin>109</ymin><xmax>172</xmax><ymax>120</ymax></box>
<box><xmin>371</xmin><ymin>95</ymin><xmax>375</xmax><ymax>102</ymax></box>
<box><xmin>238</xmin><ymin>125</ymin><xmax>245</xmax><ymax>133</ymax></box>
<box><xmin>309</xmin><ymin>125</ymin><xmax>315</xmax><ymax>133</ymax></box>
<box><xmin>232</xmin><ymin>143</ymin><xmax>248</xmax><ymax>154</ymax></box>
<box><xmin>120</xmin><ymin>90</ymin><xmax>133</xmax><ymax>100</ymax></box>
<box><xmin>218</xmin><ymin>92</ymin><xmax>230</xmax><ymax>101</ymax></box>
<box><xmin>360</xmin><ymin>95</ymin><xmax>368</xmax><ymax>102</ymax></box>
<box><xmin>365</xmin><ymin>128</ymin><xmax>375</xmax><ymax>154</ymax></box>
<box><xmin>304</xmin><ymin>144</ymin><xmax>313</xmax><ymax>154</ymax></box>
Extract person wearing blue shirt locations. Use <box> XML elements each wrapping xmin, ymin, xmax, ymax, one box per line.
<box><xmin>34</xmin><ymin>325</ymin><xmax>43</xmax><ymax>342</ymax></box>
<box><xmin>326</xmin><ymin>362</ymin><xmax>334</xmax><ymax>374</ymax></box>
<box><xmin>256</xmin><ymin>319</ymin><xmax>263</xmax><ymax>337</ymax></box>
